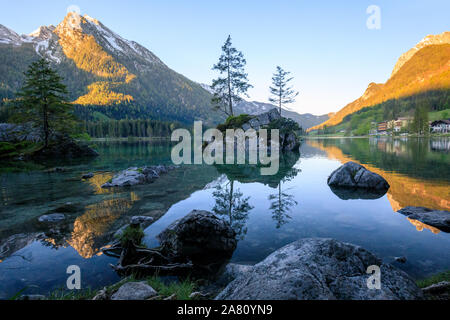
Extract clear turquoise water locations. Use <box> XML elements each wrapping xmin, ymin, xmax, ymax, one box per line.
<box><xmin>0</xmin><ymin>137</ymin><xmax>449</xmax><ymax>299</ymax></box>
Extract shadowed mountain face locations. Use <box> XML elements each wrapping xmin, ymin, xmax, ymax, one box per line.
<box><xmin>309</xmin><ymin>32</ymin><xmax>450</xmax><ymax>131</ymax></box>
<box><xmin>0</xmin><ymin>12</ymin><xmax>220</xmax><ymax>125</ymax></box>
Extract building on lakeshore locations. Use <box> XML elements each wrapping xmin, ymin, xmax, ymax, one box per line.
<box><xmin>377</xmin><ymin>121</ymin><xmax>388</xmax><ymax>133</ymax></box>
<box><xmin>430</xmin><ymin>119</ymin><xmax>450</xmax><ymax>133</ymax></box>
<box><xmin>377</xmin><ymin>117</ymin><xmax>411</xmax><ymax>134</ymax></box>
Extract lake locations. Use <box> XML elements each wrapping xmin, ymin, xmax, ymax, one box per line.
<box><xmin>0</xmin><ymin>137</ymin><xmax>449</xmax><ymax>299</ymax></box>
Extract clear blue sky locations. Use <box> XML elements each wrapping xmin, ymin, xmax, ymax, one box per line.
<box><xmin>1</xmin><ymin>0</ymin><xmax>449</xmax><ymax>115</ymax></box>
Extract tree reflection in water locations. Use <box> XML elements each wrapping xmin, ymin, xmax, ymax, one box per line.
<box><xmin>212</xmin><ymin>180</ymin><xmax>253</xmax><ymax>240</ymax></box>
<box><xmin>268</xmin><ymin>166</ymin><xmax>300</xmax><ymax>228</ymax></box>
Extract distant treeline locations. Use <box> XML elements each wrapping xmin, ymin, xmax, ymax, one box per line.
<box><xmin>83</xmin><ymin>119</ymin><xmax>181</xmax><ymax>138</ymax></box>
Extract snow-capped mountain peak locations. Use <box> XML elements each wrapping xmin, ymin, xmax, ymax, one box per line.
<box><xmin>0</xmin><ymin>24</ymin><xmax>22</xmax><ymax>45</ymax></box>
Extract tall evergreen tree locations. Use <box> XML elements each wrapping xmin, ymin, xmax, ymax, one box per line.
<box><xmin>11</xmin><ymin>58</ymin><xmax>77</xmax><ymax>147</ymax></box>
<box><xmin>211</xmin><ymin>35</ymin><xmax>252</xmax><ymax>116</ymax></box>
<box><xmin>269</xmin><ymin>66</ymin><xmax>299</xmax><ymax>116</ymax></box>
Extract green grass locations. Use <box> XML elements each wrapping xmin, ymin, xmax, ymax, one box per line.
<box><xmin>146</xmin><ymin>276</ymin><xmax>196</xmax><ymax>300</ymax></box>
<box><xmin>0</xmin><ymin>141</ymin><xmax>42</xmax><ymax>159</ymax></box>
<box><xmin>115</xmin><ymin>225</ymin><xmax>145</xmax><ymax>246</ymax></box>
<box><xmin>416</xmin><ymin>270</ymin><xmax>450</xmax><ymax>288</ymax></box>
<box><xmin>428</xmin><ymin>108</ymin><xmax>450</xmax><ymax>122</ymax></box>
<box><xmin>102</xmin><ymin>275</ymin><xmax>197</xmax><ymax>300</ymax></box>
<box><xmin>217</xmin><ymin>114</ymin><xmax>254</xmax><ymax>131</ymax></box>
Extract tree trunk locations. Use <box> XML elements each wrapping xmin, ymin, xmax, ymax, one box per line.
<box><xmin>279</xmin><ymin>90</ymin><xmax>282</xmax><ymax>116</ymax></box>
<box><xmin>43</xmin><ymin>103</ymin><xmax>49</xmax><ymax>148</ymax></box>
<box><xmin>227</xmin><ymin>59</ymin><xmax>233</xmax><ymax>116</ymax></box>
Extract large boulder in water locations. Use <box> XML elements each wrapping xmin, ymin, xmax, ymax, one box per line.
<box><xmin>327</xmin><ymin>162</ymin><xmax>389</xmax><ymax>191</ymax></box>
<box><xmin>101</xmin><ymin>165</ymin><xmax>177</xmax><ymax>188</ymax></box>
<box><xmin>216</xmin><ymin>238</ymin><xmax>423</xmax><ymax>300</ymax></box>
<box><xmin>157</xmin><ymin>210</ymin><xmax>237</xmax><ymax>261</ymax></box>
<box><xmin>398</xmin><ymin>207</ymin><xmax>450</xmax><ymax>233</ymax></box>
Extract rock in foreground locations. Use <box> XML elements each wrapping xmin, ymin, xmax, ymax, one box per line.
<box><xmin>398</xmin><ymin>207</ymin><xmax>450</xmax><ymax>232</ymax></box>
<box><xmin>101</xmin><ymin>165</ymin><xmax>177</xmax><ymax>188</ymax></box>
<box><xmin>216</xmin><ymin>238</ymin><xmax>423</xmax><ymax>300</ymax></box>
<box><xmin>327</xmin><ymin>162</ymin><xmax>389</xmax><ymax>191</ymax></box>
<box><xmin>157</xmin><ymin>210</ymin><xmax>237</xmax><ymax>261</ymax></box>
<box><xmin>111</xmin><ymin>281</ymin><xmax>157</xmax><ymax>300</ymax></box>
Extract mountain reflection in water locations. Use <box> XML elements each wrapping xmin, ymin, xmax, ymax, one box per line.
<box><xmin>0</xmin><ymin>138</ymin><xmax>449</xmax><ymax>298</ymax></box>
<box><xmin>309</xmin><ymin>138</ymin><xmax>449</xmax><ymax>234</ymax></box>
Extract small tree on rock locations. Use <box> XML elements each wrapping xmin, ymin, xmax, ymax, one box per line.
<box><xmin>269</xmin><ymin>66</ymin><xmax>299</xmax><ymax>116</ymax></box>
<box><xmin>211</xmin><ymin>35</ymin><xmax>252</xmax><ymax>117</ymax></box>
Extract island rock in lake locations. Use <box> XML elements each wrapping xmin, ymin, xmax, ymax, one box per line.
<box><xmin>216</xmin><ymin>238</ymin><xmax>423</xmax><ymax>300</ymax></box>
<box><xmin>157</xmin><ymin>210</ymin><xmax>237</xmax><ymax>261</ymax></box>
<box><xmin>101</xmin><ymin>165</ymin><xmax>177</xmax><ymax>188</ymax></box>
<box><xmin>398</xmin><ymin>206</ymin><xmax>450</xmax><ymax>233</ymax></box>
<box><xmin>327</xmin><ymin>161</ymin><xmax>390</xmax><ymax>191</ymax></box>
<box><xmin>32</xmin><ymin>135</ymin><xmax>99</xmax><ymax>159</ymax></box>
<box><xmin>216</xmin><ymin>108</ymin><xmax>301</xmax><ymax>152</ymax></box>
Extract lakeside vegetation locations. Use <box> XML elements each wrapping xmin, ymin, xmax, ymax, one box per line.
<box><xmin>16</xmin><ymin>275</ymin><xmax>198</xmax><ymax>300</ymax></box>
<box><xmin>310</xmin><ymin>90</ymin><xmax>450</xmax><ymax>137</ymax></box>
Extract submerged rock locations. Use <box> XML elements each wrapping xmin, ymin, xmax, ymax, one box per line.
<box><xmin>111</xmin><ymin>281</ymin><xmax>157</xmax><ymax>300</ymax></box>
<box><xmin>82</xmin><ymin>173</ymin><xmax>94</xmax><ymax>180</ymax></box>
<box><xmin>38</xmin><ymin>213</ymin><xmax>66</xmax><ymax>223</ymax></box>
<box><xmin>101</xmin><ymin>165</ymin><xmax>177</xmax><ymax>188</ymax></box>
<box><xmin>216</xmin><ymin>238</ymin><xmax>423</xmax><ymax>300</ymax></box>
<box><xmin>398</xmin><ymin>207</ymin><xmax>450</xmax><ymax>232</ymax></box>
<box><xmin>130</xmin><ymin>216</ymin><xmax>154</xmax><ymax>225</ymax></box>
<box><xmin>327</xmin><ymin>162</ymin><xmax>390</xmax><ymax>191</ymax></box>
<box><xmin>395</xmin><ymin>256</ymin><xmax>407</xmax><ymax>263</ymax></box>
<box><xmin>157</xmin><ymin>210</ymin><xmax>237</xmax><ymax>261</ymax></box>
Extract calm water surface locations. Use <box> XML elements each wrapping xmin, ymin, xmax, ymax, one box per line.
<box><xmin>0</xmin><ymin>137</ymin><xmax>449</xmax><ymax>298</ymax></box>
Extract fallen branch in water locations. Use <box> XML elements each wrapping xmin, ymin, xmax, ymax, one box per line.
<box><xmin>102</xmin><ymin>239</ymin><xmax>193</xmax><ymax>276</ymax></box>
<box><xmin>110</xmin><ymin>261</ymin><xmax>194</xmax><ymax>276</ymax></box>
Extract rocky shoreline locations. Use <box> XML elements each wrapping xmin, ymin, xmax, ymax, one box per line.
<box><xmin>86</xmin><ymin>208</ymin><xmax>447</xmax><ymax>300</ymax></box>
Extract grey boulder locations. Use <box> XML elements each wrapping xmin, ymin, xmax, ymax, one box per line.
<box><xmin>111</xmin><ymin>281</ymin><xmax>157</xmax><ymax>300</ymax></box>
<box><xmin>101</xmin><ymin>165</ymin><xmax>176</xmax><ymax>188</ymax></box>
<box><xmin>398</xmin><ymin>206</ymin><xmax>450</xmax><ymax>232</ymax></box>
<box><xmin>327</xmin><ymin>162</ymin><xmax>389</xmax><ymax>191</ymax></box>
<box><xmin>157</xmin><ymin>210</ymin><xmax>237</xmax><ymax>260</ymax></box>
<box><xmin>216</xmin><ymin>238</ymin><xmax>423</xmax><ymax>300</ymax></box>
<box><xmin>130</xmin><ymin>215</ymin><xmax>154</xmax><ymax>225</ymax></box>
